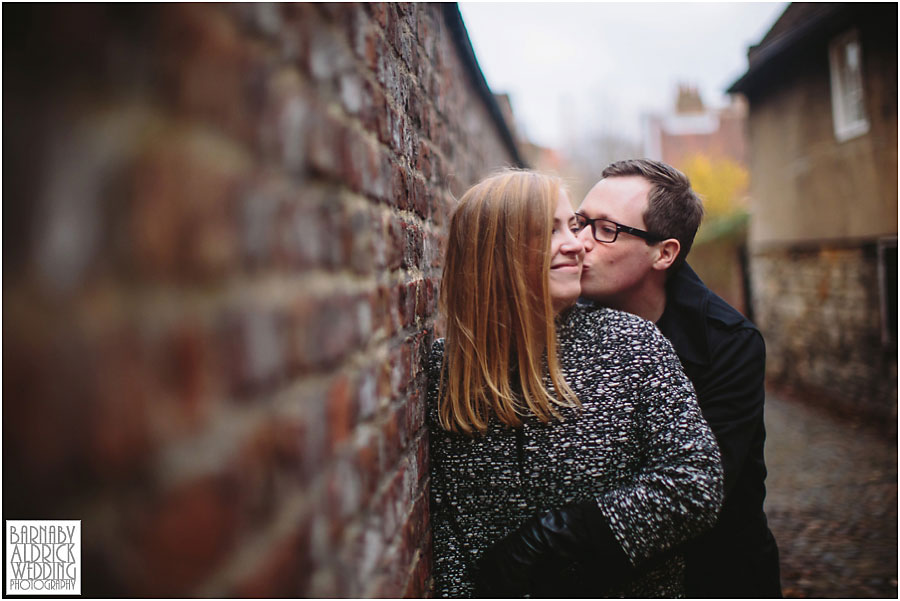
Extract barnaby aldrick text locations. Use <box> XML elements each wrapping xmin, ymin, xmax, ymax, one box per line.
<box><xmin>8</xmin><ymin>524</ymin><xmax>78</xmax><ymax>592</ymax></box>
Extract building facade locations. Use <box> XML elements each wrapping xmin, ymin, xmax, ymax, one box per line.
<box><xmin>729</xmin><ymin>3</ymin><xmax>897</xmax><ymax>426</ymax></box>
<box><xmin>643</xmin><ymin>84</ymin><xmax>748</xmax><ymax>168</ymax></box>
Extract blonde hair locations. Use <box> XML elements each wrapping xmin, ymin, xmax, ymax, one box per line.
<box><xmin>438</xmin><ymin>169</ymin><xmax>579</xmax><ymax>434</ymax></box>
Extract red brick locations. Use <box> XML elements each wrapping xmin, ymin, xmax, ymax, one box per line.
<box><xmin>416</xmin><ymin>139</ymin><xmax>433</xmax><ymax>181</ymax></box>
<box><xmin>414</xmin><ymin>430</ymin><xmax>430</xmax><ymax>486</ymax></box>
<box><xmin>391</xmin><ymin>161</ymin><xmax>411</xmax><ymax>210</ymax></box>
<box><xmin>339</xmin><ymin>69</ymin><xmax>367</xmax><ymax>117</ymax></box>
<box><xmin>402</xmin><ymin>12</ymin><xmax>419</xmax><ymax>69</ymax></box>
<box><xmin>384</xmin><ymin>215</ymin><xmax>405</xmax><ymax>270</ymax></box>
<box><xmin>272</xmin><ymin>415</ymin><xmax>305</xmax><ymax>475</ymax></box>
<box><xmin>405</xmin><ymin>389</ymin><xmax>425</xmax><ymax>446</ymax></box>
<box><xmin>156</xmin><ymin>319</ymin><xmax>217</xmax><ymax>438</ymax></box>
<box><xmin>345</xmin><ymin>7</ymin><xmax>371</xmax><ymax>65</ymax></box>
<box><xmin>368</xmin><ymin>147</ymin><xmax>393</xmax><ymax>202</ymax></box>
<box><xmin>367</xmin><ymin>2</ymin><xmax>388</xmax><ymax>29</ymax></box>
<box><xmin>380</xmin><ymin>404</ymin><xmax>403</xmax><ymax>471</ymax></box>
<box><xmin>435</xmin><ymin>116</ymin><xmax>452</xmax><ymax>158</ymax></box>
<box><xmin>86</xmin><ymin>327</ymin><xmax>156</xmax><ymax>476</ymax></box>
<box><xmin>414</xmin><ymin>280</ymin><xmax>428</xmax><ymax>322</ymax></box>
<box><xmin>316</xmin><ymin>2</ymin><xmax>352</xmax><ymax>23</ymax></box>
<box><xmin>339</xmin><ymin>130</ymin><xmax>385</xmax><ymax>208</ymax></box>
<box><xmin>433</xmin><ymin>151</ymin><xmax>448</xmax><ymax>187</ymax></box>
<box><xmin>390</xmin><ymin>110</ymin><xmax>410</xmax><ymax>156</ymax></box>
<box><xmin>360</xmin><ymin>77</ymin><xmax>382</xmax><ymax>135</ymax></box>
<box><xmin>130</xmin><ymin>135</ymin><xmax>243</xmax><ymax>283</ymax></box>
<box><xmin>260</xmin><ymin>70</ymin><xmax>313</xmax><ymax>174</ymax></box>
<box><xmin>295</xmin><ymin>391</ymin><xmax>330</xmax><ymax>482</ymax></box>
<box><xmin>373</xmin><ymin>544</ymin><xmax>406</xmax><ymax>598</ymax></box>
<box><xmin>3</xmin><ymin>319</ymin><xmax>97</xmax><ymax>514</ymax></box>
<box><xmin>326</xmin><ymin>374</ymin><xmax>357</xmax><ymax>451</ymax></box>
<box><xmin>230</xmin><ymin>420</ymin><xmax>281</xmax><ymax>525</ymax></box>
<box><xmin>403</xmin><ymin>547</ymin><xmax>431</xmax><ymax>598</ymax></box>
<box><xmin>306</xmin><ymin>110</ymin><xmax>345</xmax><ymax>180</ymax></box>
<box><xmin>307</xmin><ymin>13</ymin><xmax>355</xmax><ymax>84</ymax></box>
<box><xmin>325</xmin><ymin>456</ymin><xmax>363</xmax><ymax>525</ymax></box>
<box><xmin>158</xmin><ymin>4</ymin><xmax>259</xmax><ymax>145</ymax></box>
<box><xmin>278</xmin><ymin>188</ymin><xmax>344</xmax><ymax>269</ymax></box>
<box><xmin>335</xmin><ymin>203</ymin><xmax>375</xmax><ymax>275</ymax></box>
<box><xmin>388</xmin><ymin>6</ymin><xmax>417</xmax><ymax>74</ymax></box>
<box><xmin>289</xmin><ymin>294</ymin><xmax>361</xmax><ymax>370</ymax></box>
<box><xmin>354</xmin><ymin>428</ymin><xmax>382</xmax><ymax>509</ymax></box>
<box><xmin>401</xmin><ymin>222</ymin><xmax>424</xmax><ymax>270</ymax></box>
<box><xmin>400</xmin><ymin>492</ymin><xmax>429</xmax><ymax>578</ymax></box>
<box><xmin>357</xmin><ymin>365</ymin><xmax>380</xmax><ymax>420</ymax></box>
<box><xmin>372</xmin><ymin>83</ymin><xmax>393</xmax><ymax>145</ymax></box>
<box><xmin>413</xmin><ymin>330</ymin><xmax>431</xmax><ymax>381</ymax></box>
<box><xmin>134</xmin><ymin>475</ymin><xmax>241</xmax><ymax>596</ymax></box>
<box><xmin>424</xmin><ymin>277</ymin><xmax>438</xmax><ymax>317</ymax></box>
<box><xmin>398</xmin><ymin>279</ymin><xmax>418</xmax><ymax>329</ymax></box>
<box><xmin>373</xmin><ymin>284</ymin><xmax>395</xmax><ymax>335</ymax></box>
<box><xmin>407</xmin><ymin>90</ymin><xmax>425</xmax><ymax>133</ymax></box>
<box><xmin>378</xmin><ymin>356</ymin><xmax>395</xmax><ymax>403</ymax></box>
<box><xmin>232</xmin><ymin>518</ymin><xmax>313</xmax><ymax>597</ymax></box>
<box><xmin>217</xmin><ymin>305</ymin><xmax>287</xmax><ymax>398</ymax></box>
<box><xmin>415</xmin><ymin>4</ymin><xmax>434</xmax><ymax>48</ymax></box>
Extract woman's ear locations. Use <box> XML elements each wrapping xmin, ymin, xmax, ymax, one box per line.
<box><xmin>652</xmin><ymin>238</ymin><xmax>681</xmax><ymax>272</ymax></box>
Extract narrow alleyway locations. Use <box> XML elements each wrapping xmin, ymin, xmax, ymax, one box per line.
<box><xmin>764</xmin><ymin>392</ymin><xmax>897</xmax><ymax>598</ymax></box>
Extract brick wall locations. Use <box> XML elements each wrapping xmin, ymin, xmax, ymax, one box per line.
<box><xmin>751</xmin><ymin>244</ymin><xmax>898</xmax><ymax>428</ymax></box>
<box><xmin>3</xmin><ymin>3</ymin><xmax>519</xmax><ymax>596</ymax></box>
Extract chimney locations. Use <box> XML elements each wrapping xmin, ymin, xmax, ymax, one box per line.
<box><xmin>675</xmin><ymin>84</ymin><xmax>705</xmax><ymax>113</ymax></box>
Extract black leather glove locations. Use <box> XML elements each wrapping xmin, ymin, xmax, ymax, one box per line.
<box><xmin>473</xmin><ymin>501</ymin><xmax>634</xmax><ymax>598</ymax></box>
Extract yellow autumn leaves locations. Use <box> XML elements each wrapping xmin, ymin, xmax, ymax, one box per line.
<box><xmin>680</xmin><ymin>154</ymin><xmax>750</xmax><ymax>243</ymax></box>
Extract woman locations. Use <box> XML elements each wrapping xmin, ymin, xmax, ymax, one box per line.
<box><xmin>427</xmin><ymin>170</ymin><xmax>723</xmax><ymax>597</ymax></box>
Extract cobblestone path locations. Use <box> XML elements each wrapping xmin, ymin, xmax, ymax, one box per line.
<box><xmin>764</xmin><ymin>392</ymin><xmax>897</xmax><ymax>598</ymax></box>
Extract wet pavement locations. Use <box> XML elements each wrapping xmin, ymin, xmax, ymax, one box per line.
<box><xmin>764</xmin><ymin>391</ymin><xmax>898</xmax><ymax>598</ymax></box>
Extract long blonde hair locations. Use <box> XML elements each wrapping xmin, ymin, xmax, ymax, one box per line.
<box><xmin>438</xmin><ymin>169</ymin><xmax>579</xmax><ymax>434</ymax></box>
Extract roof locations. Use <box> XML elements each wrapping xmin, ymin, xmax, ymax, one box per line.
<box><xmin>443</xmin><ymin>4</ymin><xmax>526</xmax><ymax>167</ymax></box>
<box><xmin>728</xmin><ymin>3</ymin><xmax>858</xmax><ymax>95</ymax></box>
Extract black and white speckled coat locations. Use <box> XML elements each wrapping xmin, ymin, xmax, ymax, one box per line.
<box><xmin>427</xmin><ymin>304</ymin><xmax>724</xmax><ymax>597</ymax></box>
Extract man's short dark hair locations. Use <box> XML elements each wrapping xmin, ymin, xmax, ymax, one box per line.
<box><xmin>601</xmin><ymin>158</ymin><xmax>704</xmax><ymax>271</ymax></box>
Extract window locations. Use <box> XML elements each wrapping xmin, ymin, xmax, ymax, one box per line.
<box><xmin>877</xmin><ymin>237</ymin><xmax>897</xmax><ymax>347</ymax></box>
<box><xmin>828</xmin><ymin>29</ymin><xmax>869</xmax><ymax>142</ymax></box>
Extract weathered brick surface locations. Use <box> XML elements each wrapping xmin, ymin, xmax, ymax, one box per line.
<box><xmin>3</xmin><ymin>3</ymin><xmax>518</xmax><ymax>596</ymax></box>
<box><xmin>751</xmin><ymin>245</ymin><xmax>898</xmax><ymax>427</ymax></box>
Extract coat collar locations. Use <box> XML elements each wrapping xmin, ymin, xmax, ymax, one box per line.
<box><xmin>656</xmin><ymin>263</ymin><xmax>712</xmax><ymax>367</ymax></box>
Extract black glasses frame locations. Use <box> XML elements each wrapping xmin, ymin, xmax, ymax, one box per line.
<box><xmin>574</xmin><ymin>213</ymin><xmax>664</xmax><ymax>244</ymax></box>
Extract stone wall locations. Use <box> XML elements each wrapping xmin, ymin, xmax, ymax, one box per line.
<box><xmin>751</xmin><ymin>243</ymin><xmax>897</xmax><ymax>425</ymax></box>
<box><xmin>3</xmin><ymin>3</ymin><xmax>519</xmax><ymax>596</ymax></box>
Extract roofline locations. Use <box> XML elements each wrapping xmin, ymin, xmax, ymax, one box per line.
<box><xmin>727</xmin><ymin>3</ymin><xmax>844</xmax><ymax>95</ymax></box>
<box><xmin>442</xmin><ymin>4</ymin><xmax>526</xmax><ymax>167</ymax></box>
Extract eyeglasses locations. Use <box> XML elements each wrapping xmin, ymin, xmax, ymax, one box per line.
<box><xmin>574</xmin><ymin>213</ymin><xmax>664</xmax><ymax>244</ymax></box>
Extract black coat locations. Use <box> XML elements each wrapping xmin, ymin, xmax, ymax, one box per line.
<box><xmin>656</xmin><ymin>264</ymin><xmax>782</xmax><ymax>598</ymax></box>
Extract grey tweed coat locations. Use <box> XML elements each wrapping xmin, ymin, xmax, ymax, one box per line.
<box><xmin>427</xmin><ymin>304</ymin><xmax>724</xmax><ymax>597</ymax></box>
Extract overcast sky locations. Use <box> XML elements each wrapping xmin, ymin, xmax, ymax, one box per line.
<box><xmin>458</xmin><ymin>2</ymin><xmax>788</xmax><ymax>148</ymax></box>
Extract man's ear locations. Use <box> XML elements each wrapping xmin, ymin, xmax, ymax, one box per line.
<box><xmin>652</xmin><ymin>239</ymin><xmax>680</xmax><ymax>271</ymax></box>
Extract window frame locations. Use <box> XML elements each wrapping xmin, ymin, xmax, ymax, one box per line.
<box><xmin>828</xmin><ymin>28</ymin><xmax>870</xmax><ymax>142</ymax></box>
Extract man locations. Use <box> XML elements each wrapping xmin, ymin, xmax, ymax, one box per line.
<box><xmin>574</xmin><ymin>158</ymin><xmax>781</xmax><ymax>597</ymax></box>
